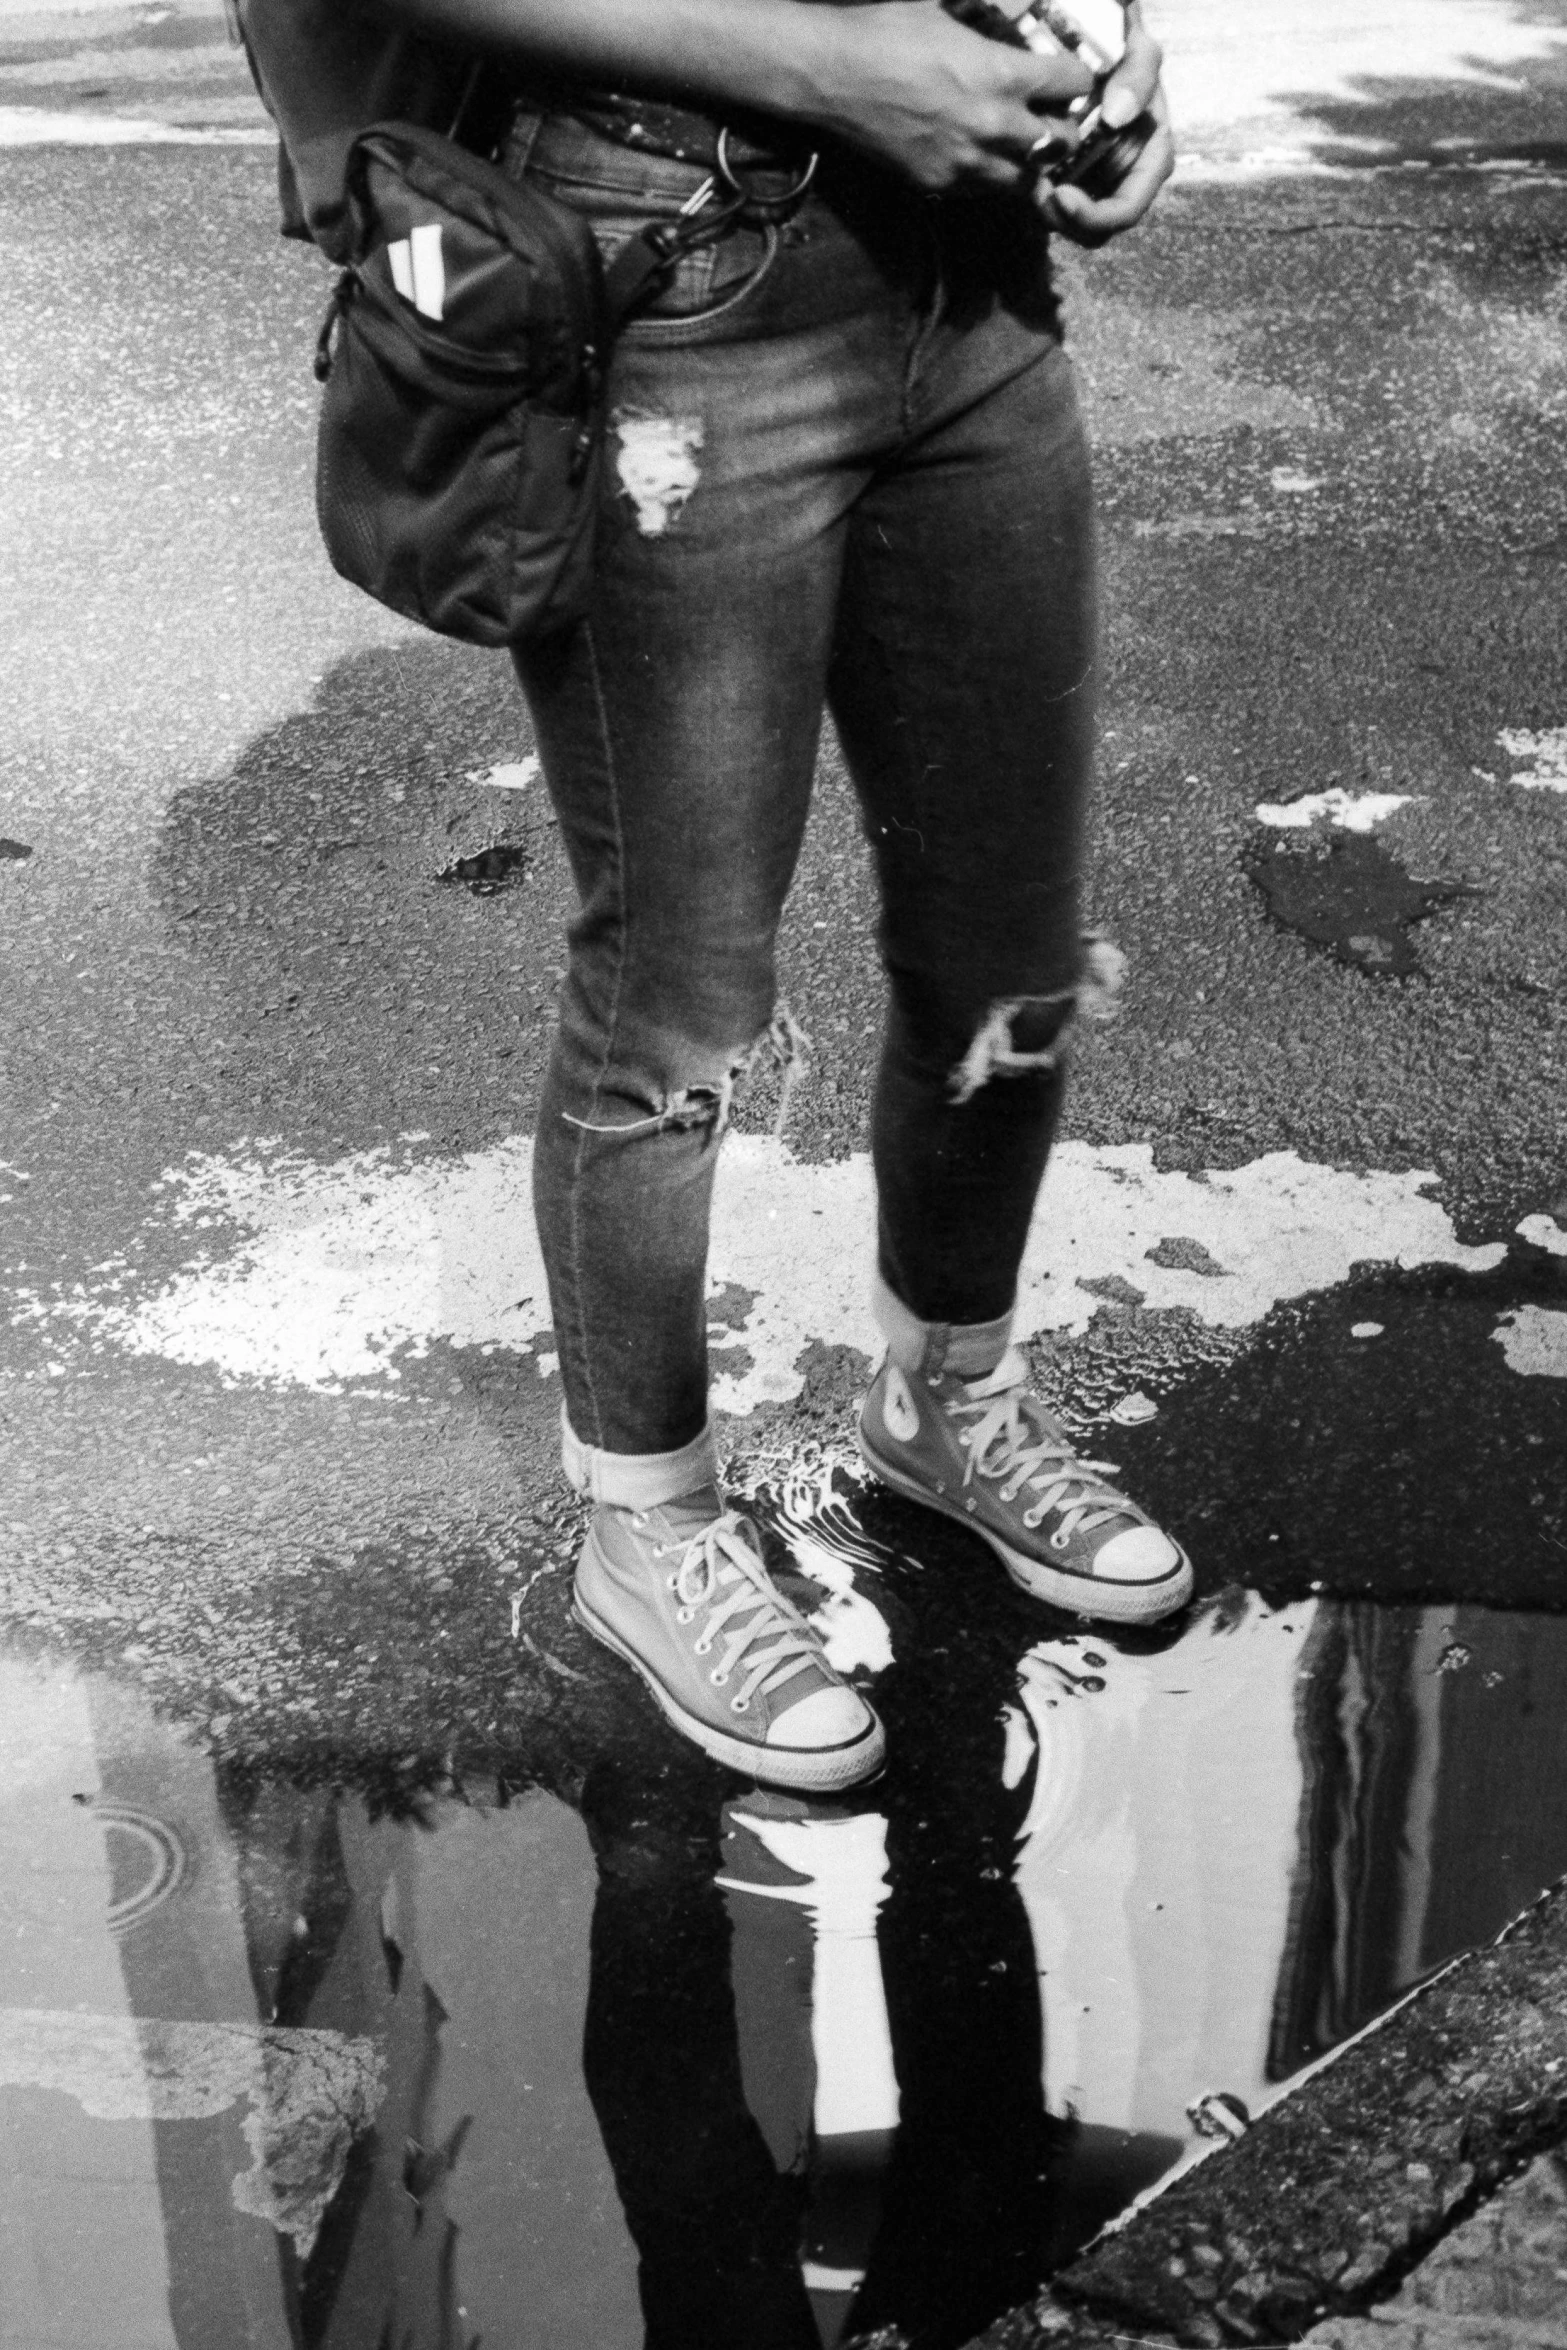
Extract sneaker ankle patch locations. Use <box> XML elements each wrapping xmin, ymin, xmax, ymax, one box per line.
<box><xmin>882</xmin><ymin>1366</ymin><xmax>921</xmax><ymax>1443</ymax></box>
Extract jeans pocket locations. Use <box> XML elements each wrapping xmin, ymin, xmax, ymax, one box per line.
<box><xmin>524</xmin><ymin>165</ymin><xmax>779</xmax><ymax>334</ymax></box>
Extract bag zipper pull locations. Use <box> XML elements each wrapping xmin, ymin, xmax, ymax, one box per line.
<box><xmin>313</xmin><ymin>270</ymin><xmax>355</xmax><ymax>383</ymax></box>
<box><xmin>569</xmin><ymin>343</ymin><xmax>604</xmax><ymax>482</ymax></box>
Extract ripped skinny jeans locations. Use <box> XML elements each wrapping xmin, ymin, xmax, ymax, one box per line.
<box><xmin>509</xmin><ymin>113</ymin><xmax>1100</xmax><ymax>1481</ymax></box>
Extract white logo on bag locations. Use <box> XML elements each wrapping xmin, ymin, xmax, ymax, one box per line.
<box><xmin>387</xmin><ymin>222</ymin><xmax>446</xmax><ymax>321</ymax></box>
<box><xmin>883</xmin><ymin>1366</ymin><xmax>921</xmax><ymax>1444</ymax></box>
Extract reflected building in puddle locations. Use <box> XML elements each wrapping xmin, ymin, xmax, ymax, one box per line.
<box><xmin>1270</xmin><ymin>1604</ymin><xmax>1567</xmax><ymax>2080</ymax></box>
<box><xmin>7</xmin><ymin>1575</ymin><xmax>1567</xmax><ymax>2350</ymax></box>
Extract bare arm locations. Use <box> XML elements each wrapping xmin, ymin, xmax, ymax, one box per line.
<box><xmin>377</xmin><ymin>0</ymin><xmax>1102</xmax><ymax>190</ymax></box>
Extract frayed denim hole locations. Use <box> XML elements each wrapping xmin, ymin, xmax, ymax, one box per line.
<box><xmin>946</xmin><ymin>993</ymin><xmax>1074</xmax><ymax>1105</ymax></box>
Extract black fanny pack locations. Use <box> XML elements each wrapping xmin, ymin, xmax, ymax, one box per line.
<box><xmin>313</xmin><ymin>119</ymin><xmax>806</xmax><ymax>650</ymax></box>
<box><xmin>315</xmin><ymin>121</ymin><xmax>653</xmax><ymax>649</ymax></box>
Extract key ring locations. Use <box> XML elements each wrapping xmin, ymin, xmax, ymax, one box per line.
<box><xmin>714</xmin><ymin>126</ymin><xmax>819</xmax><ymax>222</ymax></box>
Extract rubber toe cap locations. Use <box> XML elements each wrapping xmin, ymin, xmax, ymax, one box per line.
<box><xmin>768</xmin><ymin>1685</ymin><xmax>874</xmax><ymax>1749</ymax></box>
<box><xmin>1093</xmin><ymin>1525</ymin><xmax>1185</xmax><ymax>1585</ymax></box>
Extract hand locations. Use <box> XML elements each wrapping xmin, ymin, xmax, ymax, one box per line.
<box><xmin>809</xmin><ymin>0</ymin><xmax>1097</xmax><ymax>192</ymax></box>
<box><xmin>1037</xmin><ymin>7</ymin><xmax>1174</xmax><ymax>245</ymax></box>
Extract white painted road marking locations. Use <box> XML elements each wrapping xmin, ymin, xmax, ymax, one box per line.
<box><xmin>1492</xmin><ymin>1307</ymin><xmax>1567</xmax><ymax>1378</ymax></box>
<box><xmin>1254</xmin><ymin>789</ymin><xmax>1417</xmax><ymax>832</ymax></box>
<box><xmin>470</xmin><ymin>756</ymin><xmax>541</xmax><ymax>793</ymax></box>
<box><xmin>15</xmin><ymin>1137</ymin><xmax>1524</xmax><ymax>1404</ymax></box>
<box><xmin>1497</xmin><ymin>728</ymin><xmax>1567</xmax><ymax>793</ymax></box>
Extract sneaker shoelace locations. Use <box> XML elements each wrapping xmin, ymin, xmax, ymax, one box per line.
<box><xmin>948</xmin><ymin>1383</ymin><xmax>1139</xmax><ymax>1548</ymax></box>
<box><xmin>649</xmin><ymin>1512</ymin><xmax>822</xmax><ymax>1714</ymax></box>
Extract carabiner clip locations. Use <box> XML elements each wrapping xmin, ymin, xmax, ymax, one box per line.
<box><xmin>714</xmin><ymin>126</ymin><xmax>819</xmax><ymax>222</ymax></box>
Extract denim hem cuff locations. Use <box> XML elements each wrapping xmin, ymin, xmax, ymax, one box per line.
<box><xmin>560</xmin><ymin>1409</ymin><xmax>719</xmax><ymax>1509</ymax></box>
<box><xmin>871</xmin><ymin>1272</ymin><xmax>1013</xmax><ymax>1382</ymax></box>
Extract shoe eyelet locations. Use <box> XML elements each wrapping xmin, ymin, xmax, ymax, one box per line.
<box><xmin>694</xmin><ymin>1638</ymin><xmax>712</xmax><ymax>1656</ymax></box>
<box><xmin>1049</xmin><ymin>1531</ymin><xmax>1070</xmax><ymax>1552</ymax></box>
<box><xmin>666</xmin><ymin>1574</ymin><xmax>678</xmax><ymax>1590</ymax></box>
<box><xmin>710</xmin><ymin>1669</ymin><xmax>728</xmax><ymax>1686</ymax></box>
<box><xmin>730</xmin><ymin>1696</ymin><xmax>749</xmax><ymax>1713</ymax></box>
<box><xmin>676</xmin><ymin>1606</ymin><xmax>695</xmax><ymax>1625</ymax></box>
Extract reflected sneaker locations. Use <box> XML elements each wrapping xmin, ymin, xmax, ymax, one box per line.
<box><xmin>573</xmin><ymin>1487</ymin><xmax>885</xmax><ymax>1792</ymax></box>
<box><xmin>858</xmin><ymin>1350</ymin><xmax>1192</xmax><ymax>1625</ymax></box>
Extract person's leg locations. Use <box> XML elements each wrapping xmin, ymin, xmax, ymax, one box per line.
<box><xmin>517</xmin><ymin>426</ymin><xmax>833</xmax><ymax>1478</ymax></box>
<box><xmin>509</xmin><ymin>122</ymin><xmax>916</xmax><ymax>1781</ymax></box>
<box><xmin>512</xmin><ymin>125</ymin><xmax>907</xmax><ymax>1482</ymax></box>
<box><xmin>829</xmin><ymin>239</ymin><xmax>1191</xmax><ymax>1621</ymax></box>
<box><xmin>831</xmin><ymin>308</ymin><xmax>1098</xmax><ymax>1342</ymax></box>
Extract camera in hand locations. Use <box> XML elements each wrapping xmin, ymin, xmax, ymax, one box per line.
<box><xmin>942</xmin><ymin>0</ymin><xmax>1155</xmax><ymax>200</ymax></box>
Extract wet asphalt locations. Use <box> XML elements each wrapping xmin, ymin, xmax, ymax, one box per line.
<box><xmin>2</xmin><ymin>13</ymin><xmax>1567</xmax><ymax>2346</ymax></box>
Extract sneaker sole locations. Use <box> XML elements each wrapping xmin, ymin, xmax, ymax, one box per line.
<box><xmin>858</xmin><ymin>1425</ymin><xmax>1194</xmax><ymax>1627</ymax></box>
<box><xmin>572</xmin><ymin>1589</ymin><xmax>886</xmax><ymax>1793</ymax></box>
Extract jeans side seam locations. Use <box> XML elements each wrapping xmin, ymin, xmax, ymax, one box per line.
<box><xmin>566</xmin><ymin>619</ymin><xmax>628</xmax><ymax>1454</ymax></box>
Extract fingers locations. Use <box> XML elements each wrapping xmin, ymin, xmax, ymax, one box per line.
<box><xmin>1038</xmin><ymin>86</ymin><xmax>1174</xmax><ymax>243</ymax></box>
<box><xmin>991</xmin><ymin>93</ymin><xmax>1076</xmax><ymax>166</ymax></box>
<box><xmin>962</xmin><ymin>140</ymin><xmax>1047</xmax><ymax>190</ymax></box>
<box><xmin>1009</xmin><ymin>45</ymin><xmax>1097</xmax><ymax>113</ymax></box>
<box><xmin>1098</xmin><ymin>2</ymin><xmax>1162</xmax><ymax>129</ymax></box>
<box><xmin>974</xmin><ymin>57</ymin><xmax>1092</xmax><ymax>176</ymax></box>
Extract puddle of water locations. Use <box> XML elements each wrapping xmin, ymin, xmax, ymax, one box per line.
<box><xmin>6</xmin><ymin>1558</ymin><xmax>1567</xmax><ymax>2350</ymax></box>
<box><xmin>435</xmin><ymin>842</ymin><xmax>532</xmax><ymax>895</ymax></box>
<box><xmin>1246</xmin><ymin>831</ymin><xmax>1482</xmax><ymax>975</ymax></box>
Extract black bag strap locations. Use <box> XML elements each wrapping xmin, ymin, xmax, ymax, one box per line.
<box><xmin>601</xmin><ymin>131</ymin><xmax>819</xmax><ymax>326</ymax></box>
<box><xmin>446</xmin><ymin>54</ymin><xmax>519</xmax><ymax>162</ymax></box>
<box><xmin>601</xmin><ymin>194</ymin><xmax>745</xmax><ymax>327</ymax></box>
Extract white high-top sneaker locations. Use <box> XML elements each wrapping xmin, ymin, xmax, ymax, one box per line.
<box><xmin>858</xmin><ymin>1352</ymin><xmax>1191</xmax><ymax>1626</ymax></box>
<box><xmin>575</xmin><ymin>1486</ymin><xmax>886</xmax><ymax>1791</ymax></box>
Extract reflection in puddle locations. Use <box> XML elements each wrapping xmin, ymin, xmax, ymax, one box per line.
<box><xmin>1005</xmin><ymin>1597</ymin><xmax>1317</xmax><ymax>2150</ymax></box>
<box><xmin>7</xmin><ymin>1531</ymin><xmax>1567</xmax><ymax>2349</ymax></box>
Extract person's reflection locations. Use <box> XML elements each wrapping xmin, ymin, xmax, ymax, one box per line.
<box><xmin>578</xmin><ymin>1601</ymin><xmax>1071</xmax><ymax>2350</ymax></box>
<box><xmin>580</xmin><ymin>1756</ymin><xmax>821</xmax><ymax>2350</ymax></box>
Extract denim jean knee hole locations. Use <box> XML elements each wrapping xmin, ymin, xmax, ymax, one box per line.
<box><xmin>948</xmin><ymin>996</ymin><xmax>1071</xmax><ymax>1103</ymax></box>
<box><xmin>945</xmin><ymin>936</ymin><xmax>1127</xmax><ymax>1103</ymax></box>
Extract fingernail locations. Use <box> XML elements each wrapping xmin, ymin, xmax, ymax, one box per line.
<box><xmin>1101</xmin><ymin>86</ymin><xmax>1137</xmax><ymax>128</ymax></box>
